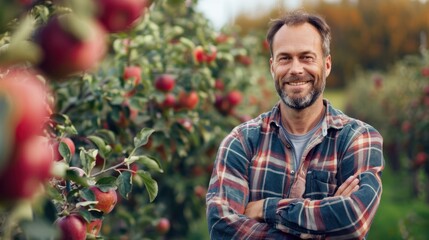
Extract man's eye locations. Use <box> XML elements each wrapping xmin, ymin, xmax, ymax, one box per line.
<box><xmin>302</xmin><ymin>56</ymin><xmax>314</xmax><ymax>61</ymax></box>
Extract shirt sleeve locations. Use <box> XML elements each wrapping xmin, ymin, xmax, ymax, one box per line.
<box><xmin>206</xmin><ymin>127</ymin><xmax>299</xmax><ymax>240</ymax></box>
<box><xmin>263</xmin><ymin>125</ymin><xmax>384</xmax><ymax>239</ymax></box>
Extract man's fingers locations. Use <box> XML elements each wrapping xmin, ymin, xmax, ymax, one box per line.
<box><xmin>335</xmin><ymin>176</ymin><xmax>354</xmax><ymax>195</ymax></box>
<box><xmin>342</xmin><ymin>179</ymin><xmax>359</xmax><ymax>196</ymax></box>
<box><xmin>335</xmin><ymin>176</ymin><xmax>359</xmax><ymax>197</ymax></box>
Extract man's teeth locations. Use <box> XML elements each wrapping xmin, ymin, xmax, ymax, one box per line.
<box><xmin>287</xmin><ymin>81</ymin><xmax>308</xmax><ymax>86</ymax></box>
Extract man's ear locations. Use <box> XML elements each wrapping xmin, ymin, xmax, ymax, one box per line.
<box><xmin>325</xmin><ymin>55</ymin><xmax>332</xmax><ymax>77</ymax></box>
<box><xmin>269</xmin><ymin>58</ymin><xmax>274</xmax><ymax>78</ymax></box>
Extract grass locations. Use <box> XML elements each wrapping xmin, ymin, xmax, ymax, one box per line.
<box><xmin>368</xmin><ymin>167</ymin><xmax>429</xmax><ymax>240</ymax></box>
<box><xmin>324</xmin><ymin>88</ymin><xmax>347</xmax><ymax>111</ymax></box>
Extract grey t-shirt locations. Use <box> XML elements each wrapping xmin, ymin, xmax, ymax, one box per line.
<box><xmin>282</xmin><ymin>117</ymin><xmax>324</xmax><ymax>170</ymax></box>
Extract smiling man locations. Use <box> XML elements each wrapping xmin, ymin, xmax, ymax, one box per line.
<box><xmin>206</xmin><ymin>10</ymin><xmax>384</xmax><ymax>239</ymax></box>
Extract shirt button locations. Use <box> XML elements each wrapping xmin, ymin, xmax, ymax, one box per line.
<box><xmin>290</xmin><ymin>170</ymin><xmax>295</xmax><ymax>174</ymax></box>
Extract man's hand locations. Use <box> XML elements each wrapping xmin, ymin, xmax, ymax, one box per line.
<box><xmin>244</xmin><ymin>176</ymin><xmax>360</xmax><ymax>221</ymax></box>
<box><xmin>335</xmin><ymin>175</ymin><xmax>359</xmax><ymax>197</ymax></box>
<box><xmin>244</xmin><ymin>199</ymin><xmax>264</xmax><ymax>221</ymax></box>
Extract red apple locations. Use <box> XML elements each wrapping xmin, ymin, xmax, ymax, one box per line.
<box><xmin>177</xmin><ymin>118</ymin><xmax>193</xmax><ymax>132</ymax></box>
<box><xmin>262</xmin><ymin>39</ymin><xmax>270</xmax><ymax>51</ymax></box>
<box><xmin>123</xmin><ymin>66</ymin><xmax>142</xmax><ymax>86</ymax></box>
<box><xmin>86</xmin><ymin>218</ymin><xmax>103</xmax><ymax>236</ymax></box>
<box><xmin>35</xmin><ymin>14</ymin><xmax>107</xmax><ymax>78</ymax></box>
<box><xmin>214</xmin><ymin>79</ymin><xmax>224</xmax><ymax>91</ymax></box>
<box><xmin>215</xmin><ymin>33</ymin><xmax>229</xmax><ymax>44</ymax></box>
<box><xmin>226</xmin><ymin>90</ymin><xmax>242</xmax><ymax>106</ymax></box>
<box><xmin>193</xmin><ymin>46</ymin><xmax>205</xmax><ymax>63</ymax></box>
<box><xmin>95</xmin><ymin>154</ymin><xmax>105</xmax><ymax>167</ymax></box>
<box><xmin>194</xmin><ymin>185</ymin><xmax>207</xmax><ymax>199</ymax></box>
<box><xmin>117</xmin><ymin>100</ymin><xmax>139</xmax><ymax>127</ymax></box>
<box><xmin>0</xmin><ymin>67</ymin><xmax>51</xmax><ymax>144</ymax></box>
<box><xmin>176</xmin><ymin>91</ymin><xmax>199</xmax><ymax>110</ymax></box>
<box><xmin>89</xmin><ymin>186</ymin><xmax>118</xmax><ymax>214</ymax></box>
<box><xmin>0</xmin><ymin>136</ymin><xmax>54</xmax><ymax>200</ymax></box>
<box><xmin>160</xmin><ymin>93</ymin><xmax>176</xmax><ymax>108</ymax></box>
<box><xmin>414</xmin><ymin>152</ymin><xmax>428</xmax><ymax>168</ymax></box>
<box><xmin>18</xmin><ymin>0</ymin><xmax>34</xmax><ymax>6</ymax></box>
<box><xmin>193</xmin><ymin>45</ymin><xmax>217</xmax><ymax>63</ymax></box>
<box><xmin>130</xmin><ymin>163</ymin><xmax>139</xmax><ymax>177</ymax></box>
<box><xmin>424</xmin><ymin>85</ymin><xmax>429</xmax><ymax>95</ymax></box>
<box><xmin>156</xmin><ymin>218</ymin><xmax>170</xmax><ymax>234</ymax></box>
<box><xmin>373</xmin><ymin>75</ymin><xmax>383</xmax><ymax>90</ymax></box>
<box><xmin>205</xmin><ymin>45</ymin><xmax>217</xmax><ymax>63</ymax></box>
<box><xmin>155</xmin><ymin>74</ymin><xmax>175</xmax><ymax>92</ymax></box>
<box><xmin>401</xmin><ymin>120</ymin><xmax>411</xmax><ymax>133</ymax></box>
<box><xmin>214</xmin><ymin>94</ymin><xmax>232</xmax><ymax>115</ymax></box>
<box><xmin>191</xmin><ymin>166</ymin><xmax>204</xmax><ymax>177</ymax></box>
<box><xmin>52</xmin><ymin>137</ymin><xmax>76</xmax><ymax>161</ymax></box>
<box><xmin>56</xmin><ymin>214</ymin><xmax>87</xmax><ymax>240</ymax></box>
<box><xmin>421</xmin><ymin>66</ymin><xmax>429</xmax><ymax>77</ymax></box>
<box><xmin>95</xmin><ymin>0</ymin><xmax>149</xmax><ymax>33</ymax></box>
<box><xmin>237</xmin><ymin>55</ymin><xmax>252</xmax><ymax>66</ymax></box>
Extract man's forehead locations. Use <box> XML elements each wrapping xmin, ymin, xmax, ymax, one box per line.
<box><xmin>272</xmin><ymin>23</ymin><xmax>323</xmax><ymax>54</ymax></box>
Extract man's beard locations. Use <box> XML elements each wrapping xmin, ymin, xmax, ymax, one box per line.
<box><xmin>275</xmin><ymin>73</ymin><xmax>325</xmax><ymax>110</ymax></box>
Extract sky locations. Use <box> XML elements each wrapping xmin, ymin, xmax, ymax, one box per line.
<box><xmin>196</xmin><ymin>0</ymin><xmax>303</xmax><ymax>29</ymax></box>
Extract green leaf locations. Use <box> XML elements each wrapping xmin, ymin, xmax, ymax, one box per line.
<box><xmin>66</xmin><ymin>189</ymin><xmax>81</xmax><ymax>203</ymax></box>
<box><xmin>95</xmin><ymin>129</ymin><xmax>116</xmax><ymax>145</ymax></box>
<box><xmin>43</xmin><ymin>200</ymin><xmax>58</xmax><ymax>223</ymax></box>
<box><xmin>0</xmin><ymin>94</ymin><xmax>12</xmax><ymax>173</ymax></box>
<box><xmin>87</xmin><ymin>135</ymin><xmax>111</xmax><ymax>159</ymax></box>
<box><xmin>80</xmin><ymin>148</ymin><xmax>97</xmax><ymax>174</ymax></box>
<box><xmin>128</xmin><ymin>155</ymin><xmax>163</xmax><ymax>173</ymax></box>
<box><xmin>20</xmin><ymin>219</ymin><xmax>58</xmax><ymax>240</ymax></box>
<box><xmin>116</xmin><ymin>171</ymin><xmax>132</xmax><ymax>199</ymax></box>
<box><xmin>138</xmin><ymin>171</ymin><xmax>158</xmax><ymax>202</ymax></box>
<box><xmin>80</xmin><ymin>188</ymin><xmax>95</xmax><ymax>201</ymax></box>
<box><xmin>76</xmin><ymin>200</ymin><xmax>99</xmax><ymax>208</ymax></box>
<box><xmin>78</xmin><ymin>208</ymin><xmax>92</xmax><ymax>223</ymax></box>
<box><xmin>59</xmin><ymin>141</ymin><xmax>72</xmax><ymax>162</ymax></box>
<box><xmin>65</xmin><ymin>169</ymin><xmax>89</xmax><ymax>187</ymax></box>
<box><xmin>134</xmin><ymin>128</ymin><xmax>156</xmax><ymax>149</ymax></box>
<box><xmin>50</xmin><ymin>113</ymin><xmax>68</xmax><ymax>125</ymax></box>
<box><xmin>95</xmin><ymin>177</ymin><xmax>117</xmax><ymax>192</ymax></box>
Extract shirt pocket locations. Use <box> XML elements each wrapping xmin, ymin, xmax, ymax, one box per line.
<box><xmin>303</xmin><ymin>170</ymin><xmax>336</xmax><ymax>200</ymax></box>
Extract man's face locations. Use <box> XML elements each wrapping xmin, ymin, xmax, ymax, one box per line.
<box><xmin>270</xmin><ymin>23</ymin><xmax>331</xmax><ymax>110</ymax></box>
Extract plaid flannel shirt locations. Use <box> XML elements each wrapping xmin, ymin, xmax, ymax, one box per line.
<box><xmin>206</xmin><ymin>99</ymin><xmax>384</xmax><ymax>239</ymax></box>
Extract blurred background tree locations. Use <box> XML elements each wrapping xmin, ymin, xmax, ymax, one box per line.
<box><xmin>233</xmin><ymin>0</ymin><xmax>429</xmax><ymax>88</ymax></box>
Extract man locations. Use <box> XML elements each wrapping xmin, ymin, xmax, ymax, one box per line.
<box><xmin>206</xmin><ymin>10</ymin><xmax>384</xmax><ymax>239</ymax></box>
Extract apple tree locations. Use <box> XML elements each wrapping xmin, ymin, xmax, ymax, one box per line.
<box><xmin>0</xmin><ymin>0</ymin><xmax>275</xmax><ymax>239</ymax></box>
<box><xmin>0</xmin><ymin>0</ymin><xmax>162</xmax><ymax>239</ymax></box>
<box><xmin>345</xmin><ymin>49</ymin><xmax>429</xmax><ymax>202</ymax></box>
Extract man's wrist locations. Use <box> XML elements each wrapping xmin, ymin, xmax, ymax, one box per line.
<box><xmin>263</xmin><ymin>197</ymin><xmax>281</xmax><ymax>225</ymax></box>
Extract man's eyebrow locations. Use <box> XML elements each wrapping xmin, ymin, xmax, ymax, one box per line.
<box><xmin>275</xmin><ymin>51</ymin><xmax>316</xmax><ymax>58</ymax></box>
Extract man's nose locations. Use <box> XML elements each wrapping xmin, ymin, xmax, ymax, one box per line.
<box><xmin>289</xmin><ymin>58</ymin><xmax>304</xmax><ymax>75</ymax></box>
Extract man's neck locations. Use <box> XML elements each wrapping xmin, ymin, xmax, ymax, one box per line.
<box><xmin>280</xmin><ymin>98</ymin><xmax>325</xmax><ymax>135</ymax></box>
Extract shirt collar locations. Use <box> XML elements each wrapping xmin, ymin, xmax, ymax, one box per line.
<box><xmin>268</xmin><ymin>99</ymin><xmax>346</xmax><ymax>136</ymax></box>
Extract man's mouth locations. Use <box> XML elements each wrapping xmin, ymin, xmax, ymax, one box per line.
<box><xmin>286</xmin><ymin>81</ymin><xmax>311</xmax><ymax>86</ymax></box>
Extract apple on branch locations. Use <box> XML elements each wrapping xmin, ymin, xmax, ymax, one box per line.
<box><xmin>35</xmin><ymin>14</ymin><xmax>107</xmax><ymax>78</ymax></box>
<box><xmin>52</xmin><ymin>137</ymin><xmax>76</xmax><ymax>161</ymax></box>
<box><xmin>155</xmin><ymin>74</ymin><xmax>176</xmax><ymax>92</ymax></box>
<box><xmin>123</xmin><ymin>65</ymin><xmax>142</xmax><ymax>86</ymax></box>
<box><xmin>89</xmin><ymin>186</ymin><xmax>118</xmax><ymax>214</ymax></box>
<box><xmin>56</xmin><ymin>214</ymin><xmax>87</xmax><ymax>240</ymax></box>
<box><xmin>94</xmin><ymin>0</ymin><xmax>150</xmax><ymax>33</ymax></box>
<box><xmin>176</xmin><ymin>90</ymin><xmax>199</xmax><ymax>110</ymax></box>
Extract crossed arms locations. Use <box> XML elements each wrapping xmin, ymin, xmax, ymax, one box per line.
<box><xmin>206</xmin><ymin>124</ymin><xmax>384</xmax><ymax>239</ymax></box>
